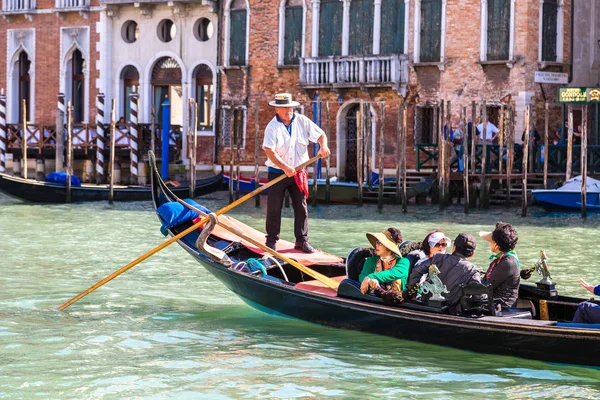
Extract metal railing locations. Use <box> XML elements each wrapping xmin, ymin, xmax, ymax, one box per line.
<box><xmin>55</xmin><ymin>0</ymin><xmax>88</xmax><ymax>8</ymax></box>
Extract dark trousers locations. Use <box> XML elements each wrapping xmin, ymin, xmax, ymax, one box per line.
<box><xmin>572</xmin><ymin>301</ymin><xmax>600</xmax><ymax>324</ymax></box>
<box><xmin>266</xmin><ymin>171</ymin><xmax>308</xmax><ymax>246</ymax></box>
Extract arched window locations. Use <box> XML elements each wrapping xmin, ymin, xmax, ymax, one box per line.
<box><xmin>71</xmin><ymin>50</ymin><xmax>85</xmax><ymax>123</ymax></box>
<box><xmin>349</xmin><ymin>0</ymin><xmax>373</xmax><ymax>55</ymax></box>
<box><xmin>121</xmin><ymin>65</ymin><xmax>139</xmax><ymax>122</ymax></box>
<box><xmin>281</xmin><ymin>0</ymin><xmax>303</xmax><ymax>65</ymax></box>
<box><xmin>18</xmin><ymin>52</ymin><xmax>30</xmax><ymax>123</ymax></box>
<box><xmin>229</xmin><ymin>0</ymin><xmax>248</xmax><ymax>66</ymax></box>
<box><xmin>194</xmin><ymin>64</ymin><xmax>213</xmax><ymax>130</ymax></box>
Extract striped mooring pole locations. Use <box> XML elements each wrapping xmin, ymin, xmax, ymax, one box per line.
<box><xmin>0</xmin><ymin>91</ymin><xmax>6</xmax><ymax>173</ymax></box>
<box><xmin>129</xmin><ymin>92</ymin><xmax>139</xmax><ymax>184</ymax></box>
<box><xmin>96</xmin><ymin>93</ymin><xmax>105</xmax><ymax>183</ymax></box>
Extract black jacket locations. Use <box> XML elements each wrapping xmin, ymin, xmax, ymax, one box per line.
<box><xmin>407</xmin><ymin>253</ymin><xmax>483</xmax><ymax>314</ymax></box>
<box><xmin>483</xmin><ymin>255</ymin><xmax>520</xmax><ymax>310</ymax></box>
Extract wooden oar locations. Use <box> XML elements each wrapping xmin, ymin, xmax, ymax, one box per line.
<box><xmin>57</xmin><ymin>155</ymin><xmax>322</xmax><ymax>311</ymax></box>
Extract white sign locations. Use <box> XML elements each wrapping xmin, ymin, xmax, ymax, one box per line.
<box><xmin>534</xmin><ymin>71</ymin><xmax>569</xmax><ymax>84</ymax></box>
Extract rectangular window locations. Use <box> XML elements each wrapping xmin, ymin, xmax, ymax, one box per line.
<box><xmin>229</xmin><ymin>9</ymin><xmax>247</xmax><ymax>66</ymax></box>
<box><xmin>542</xmin><ymin>0</ymin><xmax>558</xmax><ymax>62</ymax></box>
<box><xmin>18</xmin><ymin>53</ymin><xmax>30</xmax><ymax>123</ymax></box>
<box><xmin>349</xmin><ymin>0</ymin><xmax>373</xmax><ymax>56</ymax></box>
<box><xmin>319</xmin><ymin>0</ymin><xmax>343</xmax><ymax>56</ymax></box>
<box><xmin>420</xmin><ymin>0</ymin><xmax>442</xmax><ymax>62</ymax></box>
<box><xmin>380</xmin><ymin>0</ymin><xmax>405</xmax><ymax>54</ymax></box>
<box><xmin>415</xmin><ymin>106</ymin><xmax>435</xmax><ymax>144</ymax></box>
<box><xmin>284</xmin><ymin>5</ymin><xmax>303</xmax><ymax>65</ymax></box>
<box><xmin>487</xmin><ymin>0</ymin><xmax>510</xmax><ymax>61</ymax></box>
<box><xmin>196</xmin><ymin>83</ymin><xmax>213</xmax><ymax>130</ymax></box>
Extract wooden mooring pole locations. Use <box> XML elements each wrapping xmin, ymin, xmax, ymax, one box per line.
<box><xmin>396</xmin><ymin>103</ymin><xmax>402</xmax><ymax>205</ymax></box>
<box><xmin>479</xmin><ymin>100</ymin><xmax>487</xmax><ymax>208</ymax></box>
<box><xmin>438</xmin><ymin>101</ymin><xmax>445</xmax><ymax>210</ymax></box>
<box><xmin>366</xmin><ymin>104</ymin><xmax>372</xmax><ymax>189</ymax></box>
<box><xmin>228</xmin><ymin>110</ymin><xmax>234</xmax><ymax>203</ymax></box>
<box><xmin>462</xmin><ymin>106</ymin><xmax>469</xmax><ymax>214</ymax></box>
<box><xmin>108</xmin><ymin>100</ymin><xmax>116</xmax><ymax>204</ymax></box>
<box><xmin>566</xmin><ymin>105</ymin><xmax>574</xmax><ymax>181</ymax></box>
<box><xmin>254</xmin><ymin>98</ymin><xmax>261</xmax><ymax>207</ymax></box>
<box><xmin>325</xmin><ymin>101</ymin><xmax>331</xmax><ymax>204</ymax></box>
<box><xmin>66</xmin><ymin>101</ymin><xmax>72</xmax><ymax>203</ymax></box>
<box><xmin>401</xmin><ymin>103</ymin><xmax>408</xmax><ymax>212</ymax></box>
<box><xmin>312</xmin><ymin>100</ymin><xmax>320</xmax><ymax>207</ymax></box>
<box><xmin>235</xmin><ymin>109</ymin><xmax>241</xmax><ymax>200</ymax></box>
<box><xmin>470</xmin><ymin>101</ymin><xmax>476</xmax><ymax>174</ymax></box>
<box><xmin>498</xmin><ymin>104</ymin><xmax>505</xmax><ymax>182</ymax></box>
<box><xmin>357</xmin><ymin>100</ymin><xmax>364</xmax><ymax>206</ymax></box>
<box><xmin>543</xmin><ymin>102</ymin><xmax>549</xmax><ymax>189</ymax></box>
<box><xmin>377</xmin><ymin>103</ymin><xmax>385</xmax><ymax>210</ymax></box>
<box><xmin>581</xmin><ymin>105</ymin><xmax>588</xmax><ymax>219</ymax></box>
<box><xmin>506</xmin><ymin>104</ymin><xmax>514</xmax><ymax>206</ymax></box>
<box><xmin>445</xmin><ymin>100</ymin><xmax>451</xmax><ymax>205</ymax></box>
<box><xmin>521</xmin><ymin>105</ymin><xmax>531</xmax><ymax>217</ymax></box>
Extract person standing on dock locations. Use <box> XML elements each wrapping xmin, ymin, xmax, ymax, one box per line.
<box><xmin>263</xmin><ymin>93</ymin><xmax>330</xmax><ymax>253</ymax></box>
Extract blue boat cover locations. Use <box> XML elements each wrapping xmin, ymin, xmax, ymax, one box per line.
<box><xmin>556</xmin><ymin>322</ymin><xmax>600</xmax><ymax>329</ymax></box>
<box><xmin>45</xmin><ymin>172</ymin><xmax>82</xmax><ymax>187</ymax></box>
<box><xmin>157</xmin><ymin>199</ymin><xmax>211</xmax><ymax>235</ymax></box>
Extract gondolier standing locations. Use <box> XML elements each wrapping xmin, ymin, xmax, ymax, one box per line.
<box><xmin>263</xmin><ymin>93</ymin><xmax>330</xmax><ymax>253</ymax></box>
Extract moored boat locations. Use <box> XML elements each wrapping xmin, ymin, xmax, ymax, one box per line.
<box><xmin>151</xmin><ymin>161</ymin><xmax>600</xmax><ymax>367</ymax></box>
<box><xmin>532</xmin><ymin>175</ymin><xmax>600</xmax><ymax>211</ymax></box>
<box><xmin>0</xmin><ymin>171</ymin><xmax>223</xmax><ymax>203</ymax></box>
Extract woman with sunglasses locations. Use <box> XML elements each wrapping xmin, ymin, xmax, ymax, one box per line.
<box><xmin>359</xmin><ymin>228</ymin><xmax>410</xmax><ymax>294</ymax></box>
<box><xmin>422</xmin><ymin>230</ymin><xmax>451</xmax><ymax>258</ymax></box>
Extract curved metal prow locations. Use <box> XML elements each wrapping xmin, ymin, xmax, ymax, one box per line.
<box><xmin>195</xmin><ymin>213</ymin><xmax>232</xmax><ymax>266</ymax></box>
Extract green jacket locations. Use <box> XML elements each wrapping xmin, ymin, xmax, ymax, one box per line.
<box><xmin>359</xmin><ymin>255</ymin><xmax>411</xmax><ymax>290</ymax></box>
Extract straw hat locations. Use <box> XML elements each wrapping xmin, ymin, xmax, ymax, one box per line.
<box><xmin>366</xmin><ymin>230</ymin><xmax>402</xmax><ymax>257</ymax></box>
<box><xmin>479</xmin><ymin>231</ymin><xmax>494</xmax><ymax>243</ymax></box>
<box><xmin>269</xmin><ymin>93</ymin><xmax>300</xmax><ymax>107</ymax></box>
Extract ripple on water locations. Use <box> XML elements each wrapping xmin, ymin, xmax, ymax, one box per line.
<box><xmin>1</xmin><ymin>197</ymin><xmax>600</xmax><ymax>398</ymax></box>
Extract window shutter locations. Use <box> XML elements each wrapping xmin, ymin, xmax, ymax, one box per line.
<box><xmin>349</xmin><ymin>0</ymin><xmax>373</xmax><ymax>56</ymax></box>
<box><xmin>487</xmin><ymin>0</ymin><xmax>510</xmax><ymax>61</ymax></box>
<box><xmin>542</xmin><ymin>0</ymin><xmax>558</xmax><ymax>62</ymax></box>
<box><xmin>284</xmin><ymin>5</ymin><xmax>303</xmax><ymax>65</ymax></box>
<box><xmin>230</xmin><ymin>9</ymin><xmax>247</xmax><ymax>66</ymax></box>
<box><xmin>380</xmin><ymin>0</ymin><xmax>405</xmax><ymax>54</ymax></box>
<box><xmin>319</xmin><ymin>0</ymin><xmax>343</xmax><ymax>56</ymax></box>
<box><xmin>420</xmin><ymin>0</ymin><xmax>442</xmax><ymax>62</ymax></box>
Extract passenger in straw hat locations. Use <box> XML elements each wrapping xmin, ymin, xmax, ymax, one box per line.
<box><xmin>263</xmin><ymin>93</ymin><xmax>330</xmax><ymax>253</ymax></box>
<box><xmin>359</xmin><ymin>228</ymin><xmax>410</xmax><ymax>294</ymax></box>
<box><xmin>479</xmin><ymin>222</ymin><xmax>520</xmax><ymax>311</ymax></box>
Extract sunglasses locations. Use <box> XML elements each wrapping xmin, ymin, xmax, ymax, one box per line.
<box><xmin>434</xmin><ymin>242</ymin><xmax>448</xmax><ymax>248</ymax></box>
<box><xmin>375</xmin><ymin>240</ymin><xmax>383</xmax><ymax>246</ymax></box>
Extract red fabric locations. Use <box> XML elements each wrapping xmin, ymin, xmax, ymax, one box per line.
<box><xmin>294</xmin><ymin>169</ymin><xmax>309</xmax><ymax>198</ymax></box>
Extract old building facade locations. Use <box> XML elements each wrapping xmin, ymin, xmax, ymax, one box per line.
<box><xmin>2</xmin><ymin>0</ymin><xmax>596</xmax><ymax>179</ymax></box>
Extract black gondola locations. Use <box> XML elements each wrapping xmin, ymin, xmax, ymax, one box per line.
<box><xmin>0</xmin><ymin>171</ymin><xmax>223</xmax><ymax>203</ymax></box>
<box><xmin>150</xmin><ymin>155</ymin><xmax>600</xmax><ymax>367</ymax></box>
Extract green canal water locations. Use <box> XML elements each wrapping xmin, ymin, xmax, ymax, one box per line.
<box><xmin>1</xmin><ymin>191</ymin><xmax>600</xmax><ymax>399</ymax></box>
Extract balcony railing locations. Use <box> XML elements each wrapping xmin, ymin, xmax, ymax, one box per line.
<box><xmin>2</xmin><ymin>0</ymin><xmax>35</xmax><ymax>12</ymax></box>
<box><xmin>299</xmin><ymin>54</ymin><xmax>409</xmax><ymax>94</ymax></box>
<box><xmin>55</xmin><ymin>0</ymin><xmax>88</xmax><ymax>8</ymax></box>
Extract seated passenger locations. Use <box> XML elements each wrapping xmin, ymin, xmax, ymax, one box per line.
<box><xmin>572</xmin><ymin>278</ymin><xmax>600</xmax><ymax>324</ymax></box>
<box><xmin>406</xmin><ymin>234</ymin><xmax>483</xmax><ymax>313</ymax></box>
<box><xmin>479</xmin><ymin>222</ymin><xmax>520</xmax><ymax>311</ymax></box>
<box><xmin>422</xmin><ymin>230</ymin><xmax>451</xmax><ymax>258</ymax></box>
<box><xmin>359</xmin><ymin>228</ymin><xmax>410</xmax><ymax>295</ymax></box>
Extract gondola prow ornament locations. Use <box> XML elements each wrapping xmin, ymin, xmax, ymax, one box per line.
<box><xmin>534</xmin><ymin>250</ymin><xmax>556</xmax><ymax>294</ymax></box>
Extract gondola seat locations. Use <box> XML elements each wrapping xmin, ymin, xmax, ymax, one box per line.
<box><xmin>336</xmin><ymin>278</ymin><xmax>383</xmax><ymax>304</ymax></box>
<box><xmin>295</xmin><ymin>276</ymin><xmax>346</xmax><ymax>297</ymax></box>
<box><xmin>345</xmin><ymin>247</ymin><xmax>375</xmax><ymax>281</ymax></box>
<box><xmin>556</xmin><ymin>322</ymin><xmax>600</xmax><ymax>329</ymax></box>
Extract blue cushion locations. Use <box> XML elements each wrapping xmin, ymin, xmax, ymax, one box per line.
<box><xmin>45</xmin><ymin>172</ymin><xmax>81</xmax><ymax>187</ymax></box>
<box><xmin>556</xmin><ymin>322</ymin><xmax>600</xmax><ymax>329</ymax></box>
<box><xmin>183</xmin><ymin>198</ymin><xmax>211</xmax><ymax>215</ymax></box>
<box><xmin>157</xmin><ymin>199</ymin><xmax>211</xmax><ymax>235</ymax></box>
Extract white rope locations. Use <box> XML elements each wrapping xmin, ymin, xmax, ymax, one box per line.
<box><xmin>262</xmin><ymin>254</ymin><xmax>289</xmax><ymax>282</ymax></box>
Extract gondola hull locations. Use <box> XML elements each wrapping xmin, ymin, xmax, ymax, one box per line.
<box><xmin>150</xmin><ymin>156</ymin><xmax>600</xmax><ymax>367</ymax></box>
<box><xmin>0</xmin><ymin>171</ymin><xmax>222</xmax><ymax>202</ymax></box>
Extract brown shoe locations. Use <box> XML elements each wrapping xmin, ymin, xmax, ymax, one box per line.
<box><xmin>294</xmin><ymin>242</ymin><xmax>315</xmax><ymax>253</ymax></box>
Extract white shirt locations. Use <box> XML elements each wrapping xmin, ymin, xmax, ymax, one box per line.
<box><xmin>476</xmin><ymin>121</ymin><xmax>499</xmax><ymax>141</ymax></box>
<box><xmin>262</xmin><ymin>113</ymin><xmax>324</xmax><ymax>169</ymax></box>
